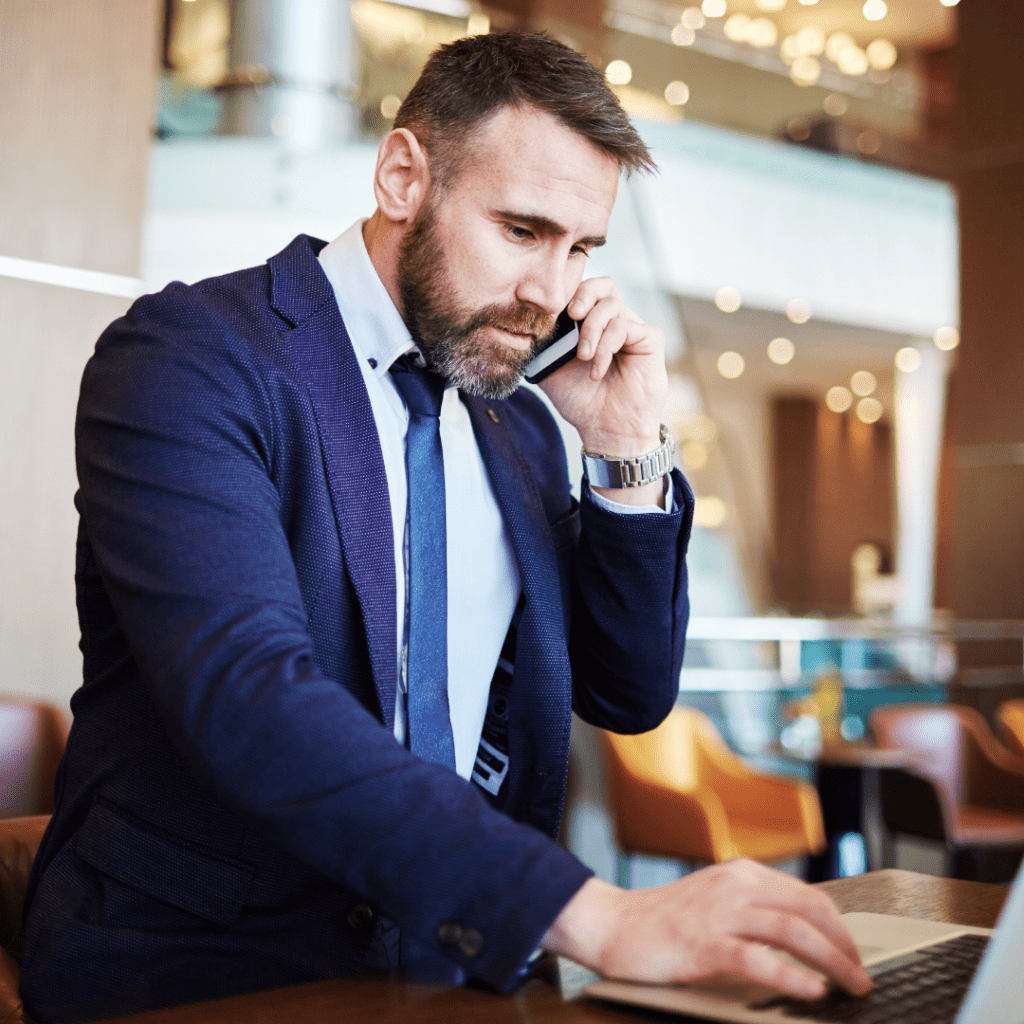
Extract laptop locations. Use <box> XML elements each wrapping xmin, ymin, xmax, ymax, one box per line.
<box><xmin>583</xmin><ymin>861</ymin><xmax>1024</xmax><ymax>1024</ymax></box>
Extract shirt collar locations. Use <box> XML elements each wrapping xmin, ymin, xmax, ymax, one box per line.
<box><xmin>317</xmin><ymin>218</ymin><xmax>416</xmax><ymax>378</ymax></box>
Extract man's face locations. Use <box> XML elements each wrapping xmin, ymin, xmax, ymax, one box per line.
<box><xmin>397</xmin><ymin>104</ymin><xmax>619</xmax><ymax>399</ymax></box>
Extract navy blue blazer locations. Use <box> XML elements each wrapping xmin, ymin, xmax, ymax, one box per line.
<box><xmin>20</xmin><ymin>235</ymin><xmax>693</xmax><ymax>1023</ymax></box>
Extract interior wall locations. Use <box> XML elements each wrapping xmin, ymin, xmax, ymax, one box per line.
<box><xmin>942</xmin><ymin>1</ymin><xmax>1024</xmax><ymax>682</ymax></box>
<box><xmin>772</xmin><ymin>397</ymin><xmax>895</xmax><ymax>614</ymax></box>
<box><xmin>0</xmin><ymin>0</ymin><xmax>160</xmax><ymax>710</ymax></box>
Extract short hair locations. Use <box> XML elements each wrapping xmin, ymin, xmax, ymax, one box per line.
<box><xmin>393</xmin><ymin>32</ymin><xmax>655</xmax><ymax>190</ymax></box>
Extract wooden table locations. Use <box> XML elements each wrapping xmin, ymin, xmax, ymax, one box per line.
<box><xmin>109</xmin><ymin>871</ymin><xmax>1008</xmax><ymax>1024</ymax></box>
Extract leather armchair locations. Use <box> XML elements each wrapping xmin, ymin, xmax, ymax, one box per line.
<box><xmin>0</xmin><ymin>815</ymin><xmax>49</xmax><ymax>1024</ymax></box>
<box><xmin>996</xmin><ymin>699</ymin><xmax>1024</xmax><ymax>759</ymax></box>
<box><xmin>0</xmin><ymin>697</ymin><xmax>69</xmax><ymax>818</ymax></box>
<box><xmin>871</xmin><ymin>703</ymin><xmax>1024</xmax><ymax>879</ymax></box>
<box><xmin>601</xmin><ymin>707</ymin><xmax>825</xmax><ymax>881</ymax></box>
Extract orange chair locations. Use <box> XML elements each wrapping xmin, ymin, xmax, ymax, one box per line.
<box><xmin>601</xmin><ymin>707</ymin><xmax>825</xmax><ymax>882</ymax></box>
<box><xmin>871</xmin><ymin>703</ymin><xmax>1024</xmax><ymax>879</ymax></box>
<box><xmin>0</xmin><ymin>815</ymin><xmax>50</xmax><ymax>1024</ymax></box>
<box><xmin>996</xmin><ymin>699</ymin><xmax>1024</xmax><ymax>759</ymax></box>
<box><xmin>0</xmin><ymin>696</ymin><xmax>69</xmax><ymax>818</ymax></box>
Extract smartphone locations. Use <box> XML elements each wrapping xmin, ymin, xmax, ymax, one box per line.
<box><xmin>523</xmin><ymin>308</ymin><xmax>579</xmax><ymax>384</ymax></box>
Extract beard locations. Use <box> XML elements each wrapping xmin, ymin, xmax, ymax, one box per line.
<box><xmin>396</xmin><ymin>198</ymin><xmax>557</xmax><ymax>400</ymax></box>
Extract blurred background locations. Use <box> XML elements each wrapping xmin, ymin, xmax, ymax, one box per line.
<box><xmin>3</xmin><ymin>0</ymin><xmax>1024</xmax><ymax>885</ymax></box>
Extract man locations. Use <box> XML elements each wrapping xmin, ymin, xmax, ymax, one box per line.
<box><xmin>20</xmin><ymin>32</ymin><xmax>870</xmax><ymax>1023</ymax></box>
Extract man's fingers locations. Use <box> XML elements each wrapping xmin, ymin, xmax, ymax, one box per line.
<box><xmin>719</xmin><ymin>940</ymin><xmax>828</xmax><ymax>1001</ymax></box>
<box><xmin>731</xmin><ymin>908</ymin><xmax>872</xmax><ymax>997</ymax></box>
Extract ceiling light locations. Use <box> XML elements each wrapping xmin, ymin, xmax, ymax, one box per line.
<box><xmin>780</xmin><ymin>35</ymin><xmax>800</xmax><ymax>62</ymax></box>
<box><xmin>862</xmin><ymin>0</ymin><xmax>887</xmax><ymax>22</ymax></box>
<box><xmin>724</xmin><ymin>13</ymin><xmax>751</xmax><ymax>41</ymax></box>
<box><xmin>796</xmin><ymin>25</ymin><xmax>825</xmax><ymax>55</ymax></box>
<box><xmin>856</xmin><ymin>130</ymin><xmax>881</xmax><ymax>154</ymax></box>
<box><xmin>934</xmin><ymin>326</ymin><xmax>960</xmax><ymax>351</ymax></box>
<box><xmin>682</xmin><ymin>440</ymin><xmax>709</xmax><ymax>470</ymax></box>
<box><xmin>786</xmin><ymin>297</ymin><xmax>812</xmax><ymax>323</ymax></box>
<box><xmin>823</xmin><ymin>93</ymin><xmax>848</xmax><ymax>116</ymax></box>
<box><xmin>681</xmin><ymin>6</ymin><xmax>706</xmax><ymax>29</ymax></box>
<box><xmin>838</xmin><ymin>45</ymin><xmax>869</xmax><ymax>75</ymax></box>
<box><xmin>693</xmin><ymin>495</ymin><xmax>727</xmax><ymax>529</ymax></box>
<box><xmin>826</xmin><ymin>32</ymin><xmax>855</xmax><ymax>63</ymax></box>
<box><xmin>715</xmin><ymin>286</ymin><xmax>742</xmax><ymax>312</ymax></box>
<box><xmin>672</xmin><ymin>24</ymin><xmax>696</xmax><ymax>45</ymax></box>
<box><xmin>866</xmin><ymin>38</ymin><xmax>898</xmax><ymax>69</ymax></box>
<box><xmin>856</xmin><ymin>396</ymin><xmax>883</xmax><ymax>423</ymax></box>
<box><xmin>788</xmin><ymin>116</ymin><xmax>811</xmax><ymax>141</ymax></box>
<box><xmin>717</xmin><ymin>351</ymin><xmax>745</xmax><ymax>379</ymax></box>
<box><xmin>664</xmin><ymin>80</ymin><xmax>690</xmax><ymax>105</ymax></box>
<box><xmin>767</xmin><ymin>337</ymin><xmax>795</xmax><ymax>364</ymax></box>
<box><xmin>850</xmin><ymin>370</ymin><xmax>877</xmax><ymax>396</ymax></box>
<box><xmin>702</xmin><ymin>0</ymin><xmax>727</xmax><ymax>19</ymax></box>
<box><xmin>826</xmin><ymin>386</ymin><xmax>853</xmax><ymax>413</ymax></box>
<box><xmin>895</xmin><ymin>347</ymin><xmax>922</xmax><ymax>372</ymax></box>
<box><xmin>605</xmin><ymin>59</ymin><xmax>632</xmax><ymax>85</ymax></box>
<box><xmin>747</xmin><ymin>17</ymin><xmax>778</xmax><ymax>46</ymax></box>
<box><xmin>790</xmin><ymin>55</ymin><xmax>821</xmax><ymax>86</ymax></box>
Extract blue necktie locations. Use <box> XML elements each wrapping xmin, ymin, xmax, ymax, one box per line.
<box><xmin>390</xmin><ymin>360</ymin><xmax>457</xmax><ymax>769</ymax></box>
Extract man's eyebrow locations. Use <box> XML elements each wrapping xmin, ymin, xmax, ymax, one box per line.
<box><xmin>494</xmin><ymin>210</ymin><xmax>606</xmax><ymax>249</ymax></box>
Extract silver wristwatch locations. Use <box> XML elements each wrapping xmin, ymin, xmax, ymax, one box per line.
<box><xmin>581</xmin><ymin>425</ymin><xmax>676</xmax><ymax>489</ymax></box>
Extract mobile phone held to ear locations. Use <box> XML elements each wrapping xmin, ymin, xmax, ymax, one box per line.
<box><xmin>523</xmin><ymin>308</ymin><xmax>579</xmax><ymax>384</ymax></box>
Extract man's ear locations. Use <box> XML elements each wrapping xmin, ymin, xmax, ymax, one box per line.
<box><xmin>373</xmin><ymin>128</ymin><xmax>431</xmax><ymax>225</ymax></box>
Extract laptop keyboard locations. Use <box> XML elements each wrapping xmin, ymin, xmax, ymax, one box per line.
<box><xmin>757</xmin><ymin>933</ymin><xmax>990</xmax><ymax>1024</ymax></box>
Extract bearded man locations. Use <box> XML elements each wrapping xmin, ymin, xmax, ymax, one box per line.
<box><xmin>20</xmin><ymin>32</ymin><xmax>869</xmax><ymax>1024</ymax></box>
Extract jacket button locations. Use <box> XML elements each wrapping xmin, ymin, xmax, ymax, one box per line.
<box><xmin>487</xmin><ymin>409</ymin><xmax>500</xmax><ymax>423</ymax></box>
<box><xmin>458</xmin><ymin>928</ymin><xmax>484</xmax><ymax>957</ymax></box>
<box><xmin>437</xmin><ymin>920</ymin><xmax>462</xmax><ymax>946</ymax></box>
<box><xmin>347</xmin><ymin>903</ymin><xmax>374</xmax><ymax>930</ymax></box>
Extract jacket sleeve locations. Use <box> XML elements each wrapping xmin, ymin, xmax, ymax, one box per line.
<box><xmin>74</xmin><ymin>285</ymin><xmax>591</xmax><ymax>992</ymax></box>
<box><xmin>568</xmin><ymin>471</ymin><xmax>695</xmax><ymax>735</ymax></box>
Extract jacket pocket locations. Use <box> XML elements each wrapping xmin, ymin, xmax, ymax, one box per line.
<box><xmin>75</xmin><ymin>800</ymin><xmax>254</xmax><ymax>925</ymax></box>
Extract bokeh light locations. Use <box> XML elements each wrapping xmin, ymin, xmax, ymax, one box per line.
<box><xmin>605</xmin><ymin>60</ymin><xmax>632</xmax><ymax>85</ymax></box>
<box><xmin>717</xmin><ymin>351</ymin><xmax>745</xmax><ymax>379</ymax></box>
<box><xmin>715</xmin><ymin>286</ymin><xmax>742</xmax><ymax>312</ymax></box>
<box><xmin>767</xmin><ymin>337</ymin><xmax>795</xmax><ymax>365</ymax></box>
<box><xmin>851</xmin><ymin>370</ymin><xmax>877</xmax><ymax>396</ymax></box>
<box><xmin>826</xmin><ymin>386</ymin><xmax>853</xmax><ymax>413</ymax></box>
<box><xmin>895</xmin><ymin>347</ymin><xmax>922</xmax><ymax>372</ymax></box>
<box><xmin>694</xmin><ymin>495</ymin><xmax>727</xmax><ymax>528</ymax></box>
<box><xmin>934</xmin><ymin>326</ymin><xmax>960</xmax><ymax>351</ymax></box>
<box><xmin>856</xmin><ymin>396</ymin><xmax>883</xmax><ymax>423</ymax></box>
<box><xmin>665</xmin><ymin>80</ymin><xmax>691</xmax><ymax>105</ymax></box>
<box><xmin>787</xmin><ymin>297</ymin><xmax>812</xmax><ymax>323</ymax></box>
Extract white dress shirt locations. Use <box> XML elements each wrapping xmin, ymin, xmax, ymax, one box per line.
<box><xmin>318</xmin><ymin>220</ymin><xmax>667</xmax><ymax>780</ymax></box>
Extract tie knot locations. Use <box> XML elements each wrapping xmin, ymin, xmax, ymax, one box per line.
<box><xmin>391</xmin><ymin>359</ymin><xmax>447</xmax><ymax>418</ymax></box>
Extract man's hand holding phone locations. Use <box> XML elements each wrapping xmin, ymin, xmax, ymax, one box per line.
<box><xmin>530</xmin><ymin>277</ymin><xmax>669</xmax><ymax>507</ymax></box>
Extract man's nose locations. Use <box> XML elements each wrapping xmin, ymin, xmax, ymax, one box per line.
<box><xmin>516</xmin><ymin>255</ymin><xmax>570</xmax><ymax>317</ymax></box>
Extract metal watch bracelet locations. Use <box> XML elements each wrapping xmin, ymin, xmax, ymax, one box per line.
<box><xmin>581</xmin><ymin>425</ymin><xmax>676</xmax><ymax>489</ymax></box>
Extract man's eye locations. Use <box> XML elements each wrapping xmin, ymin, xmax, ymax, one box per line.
<box><xmin>508</xmin><ymin>225</ymin><xmax>534</xmax><ymax>240</ymax></box>
<box><xmin>570</xmin><ymin>246</ymin><xmax>590</xmax><ymax>258</ymax></box>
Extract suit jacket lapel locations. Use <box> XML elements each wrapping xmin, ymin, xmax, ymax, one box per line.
<box><xmin>269</xmin><ymin>237</ymin><xmax>397</xmax><ymax>727</ymax></box>
<box><xmin>463</xmin><ymin>395</ymin><xmax>573</xmax><ymax>722</ymax></box>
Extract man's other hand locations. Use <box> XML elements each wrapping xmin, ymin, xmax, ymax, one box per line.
<box><xmin>541</xmin><ymin>859</ymin><xmax>873</xmax><ymax>1001</ymax></box>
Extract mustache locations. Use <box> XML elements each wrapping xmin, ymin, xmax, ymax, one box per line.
<box><xmin>463</xmin><ymin>303</ymin><xmax>558</xmax><ymax>343</ymax></box>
